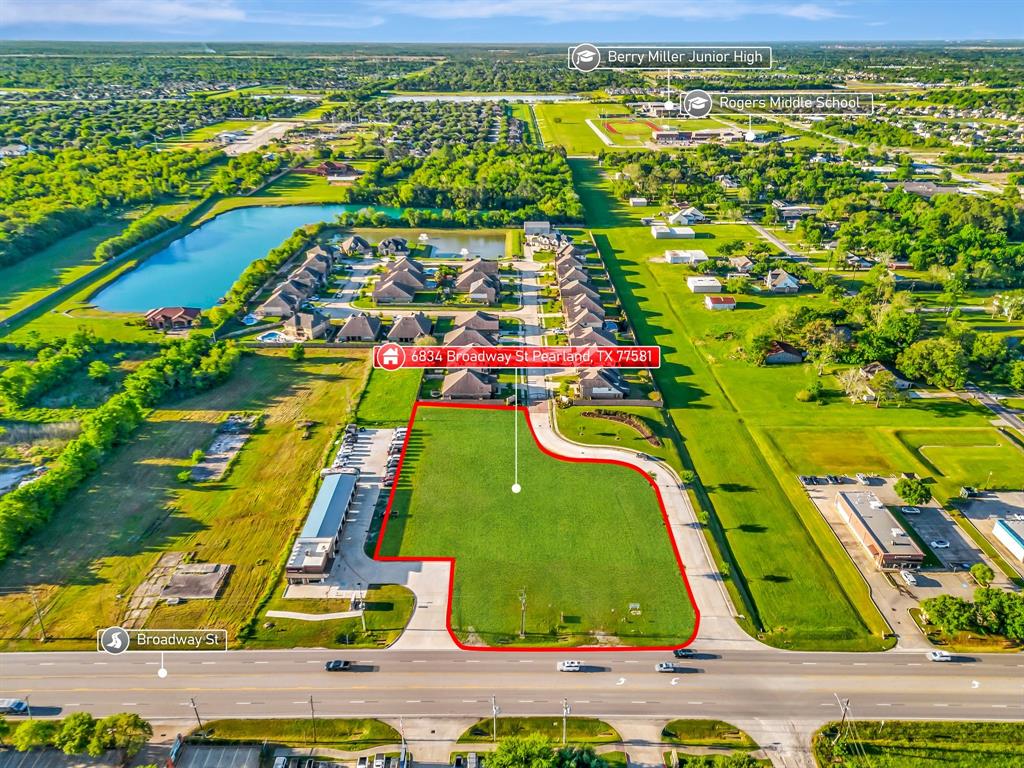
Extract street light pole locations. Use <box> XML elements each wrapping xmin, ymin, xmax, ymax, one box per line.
<box><xmin>518</xmin><ymin>587</ymin><xmax>527</xmax><ymax>638</ymax></box>
<box><xmin>189</xmin><ymin>698</ymin><xmax>203</xmax><ymax>731</ymax></box>
<box><xmin>491</xmin><ymin>696</ymin><xmax>500</xmax><ymax>742</ymax></box>
<box><xmin>309</xmin><ymin>695</ymin><xmax>318</xmax><ymax>744</ymax></box>
<box><xmin>562</xmin><ymin>698</ymin><xmax>571</xmax><ymax>746</ymax></box>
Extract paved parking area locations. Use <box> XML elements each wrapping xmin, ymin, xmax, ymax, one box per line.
<box><xmin>0</xmin><ymin>751</ymin><xmax>117</xmax><ymax>768</ymax></box>
<box><xmin>963</xmin><ymin>491</ymin><xmax>1024</xmax><ymax>579</ymax></box>
<box><xmin>175</xmin><ymin>745</ymin><xmax>260</xmax><ymax>768</ymax></box>
<box><xmin>904</xmin><ymin>507</ymin><xmax>979</xmax><ymax>568</ymax></box>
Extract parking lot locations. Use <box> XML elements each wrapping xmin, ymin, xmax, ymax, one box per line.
<box><xmin>963</xmin><ymin>491</ymin><xmax>1024</xmax><ymax>579</ymax></box>
<box><xmin>175</xmin><ymin>745</ymin><xmax>260</xmax><ymax>768</ymax></box>
<box><xmin>0</xmin><ymin>752</ymin><xmax>117</xmax><ymax>768</ymax></box>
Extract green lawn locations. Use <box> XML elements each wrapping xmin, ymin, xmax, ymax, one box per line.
<box><xmin>895</xmin><ymin>428</ymin><xmax>1024</xmax><ymax>492</ymax></box>
<box><xmin>0</xmin><ymin>218</ymin><xmax>130</xmax><ymax>321</ymax></box>
<box><xmin>812</xmin><ymin>721</ymin><xmax>1024</xmax><ymax>768</ymax></box>
<box><xmin>378</xmin><ymin>404</ymin><xmax>696</xmax><ymax>647</ymax></box>
<box><xmin>356</xmin><ymin>367</ymin><xmax>423</xmax><ymax>426</ymax></box>
<box><xmin>555</xmin><ymin>405</ymin><xmax>685</xmax><ymax>474</ymax></box>
<box><xmin>533</xmin><ymin>102</ymin><xmax>631</xmax><ymax>155</ymax></box>
<box><xmin>195</xmin><ymin>718</ymin><xmax>399</xmax><ymax>749</ymax></box>
<box><xmin>245</xmin><ymin>583</ymin><xmax>415</xmax><ymax>649</ymax></box>
<box><xmin>161</xmin><ymin>119</ymin><xmax>275</xmax><ymax>146</ymax></box>
<box><xmin>661</xmin><ymin>720</ymin><xmax>758</xmax><ymax>751</ymax></box>
<box><xmin>256</xmin><ymin>171</ymin><xmax>354</xmax><ymax>203</ymax></box>
<box><xmin>0</xmin><ymin>349</ymin><xmax>370</xmax><ymax>650</ymax></box>
<box><xmin>570</xmin><ymin>157</ymin><xmax>898</xmax><ymax>650</ymax></box>
<box><xmin>459</xmin><ymin>718</ymin><xmax>620</xmax><ymax>745</ymax></box>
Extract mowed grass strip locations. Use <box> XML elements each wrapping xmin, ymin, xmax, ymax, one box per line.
<box><xmin>569</xmin><ymin>157</ymin><xmax>889</xmax><ymax>649</ymax></box>
<box><xmin>196</xmin><ymin>718</ymin><xmax>399</xmax><ymax>748</ymax></box>
<box><xmin>379</xmin><ymin>405</ymin><xmax>696</xmax><ymax>647</ymax></box>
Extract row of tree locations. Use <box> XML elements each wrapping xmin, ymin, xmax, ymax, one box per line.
<box><xmin>922</xmin><ymin>587</ymin><xmax>1024</xmax><ymax>644</ymax></box>
<box><xmin>0</xmin><ymin>329</ymin><xmax>101</xmax><ymax>408</ymax></box>
<box><xmin>0</xmin><ymin>336</ymin><xmax>242</xmax><ymax>564</ymax></box>
<box><xmin>0</xmin><ymin>712</ymin><xmax>153</xmax><ymax>764</ymax></box>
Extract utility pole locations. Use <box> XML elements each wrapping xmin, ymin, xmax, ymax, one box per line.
<box><xmin>190</xmin><ymin>697</ymin><xmax>204</xmax><ymax>731</ymax></box>
<box><xmin>562</xmin><ymin>698</ymin><xmax>571</xmax><ymax>745</ymax></box>
<box><xmin>309</xmin><ymin>695</ymin><xmax>318</xmax><ymax>744</ymax></box>
<box><xmin>518</xmin><ymin>587</ymin><xmax>527</xmax><ymax>638</ymax></box>
<box><xmin>491</xmin><ymin>696</ymin><xmax>500</xmax><ymax>742</ymax></box>
<box><xmin>832</xmin><ymin>693</ymin><xmax>851</xmax><ymax>746</ymax></box>
<box><xmin>29</xmin><ymin>589</ymin><xmax>47</xmax><ymax>642</ymax></box>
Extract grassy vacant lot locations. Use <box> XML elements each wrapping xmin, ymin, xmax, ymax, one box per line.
<box><xmin>571</xmin><ymin>158</ymin><xmax>902</xmax><ymax>649</ymax></box>
<box><xmin>555</xmin><ymin>405</ymin><xmax>685</xmax><ymax>474</ymax></box>
<box><xmin>379</xmin><ymin>405</ymin><xmax>696</xmax><ymax>647</ymax></box>
<box><xmin>245</xmin><ymin>584</ymin><xmax>415</xmax><ymax>649</ymax></box>
<box><xmin>356</xmin><ymin>367</ymin><xmax>423</xmax><ymax>426</ymax></box>
<box><xmin>896</xmin><ymin>428</ymin><xmax>1024</xmax><ymax>492</ymax></box>
<box><xmin>0</xmin><ymin>349</ymin><xmax>370</xmax><ymax>650</ymax></box>
<box><xmin>459</xmin><ymin>717</ymin><xmax>620</xmax><ymax>745</ymax></box>
<box><xmin>661</xmin><ymin>720</ymin><xmax>757</xmax><ymax>751</ymax></box>
<box><xmin>812</xmin><ymin>720</ymin><xmax>1024</xmax><ymax>767</ymax></box>
<box><xmin>196</xmin><ymin>718</ymin><xmax>399</xmax><ymax>748</ymax></box>
<box><xmin>0</xmin><ymin>218</ymin><xmax>130</xmax><ymax>321</ymax></box>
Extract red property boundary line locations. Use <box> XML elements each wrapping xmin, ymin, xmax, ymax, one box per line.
<box><xmin>373</xmin><ymin>401</ymin><xmax>701</xmax><ymax>652</ymax></box>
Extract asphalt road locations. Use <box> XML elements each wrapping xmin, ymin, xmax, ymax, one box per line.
<box><xmin>4</xmin><ymin>647</ymin><xmax>1023</xmax><ymax>724</ymax></box>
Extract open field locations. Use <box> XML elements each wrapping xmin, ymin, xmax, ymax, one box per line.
<box><xmin>459</xmin><ymin>717</ymin><xmax>620</xmax><ymax>745</ymax></box>
<box><xmin>570</xmin><ymin>157</ymin><xmax>909</xmax><ymax>650</ymax></box>
<box><xmin>533</xmin><ymin>102</ymin><xmax>631</xmax><ymax>154</ymax></box>
<box><xmin>356</xmin><ymin>367</ymin><xmax>423</xmax><ymax>427</ymax></box>
<box><xmin>0</xmin><ymin>349</ymin><xmax>370</xmax><ymax>650</ymax></box>
<box><xmin>555</xmin><ymin>405</ymin><xmax>685</xmax><ymax>474</ymax></box>
<box><xmin>159</xmin><ymin>119</ymin><xmax>276</xmax><ymax>147</ymax></box>
<box><xmin>812</xmin><ymin>720</ymin><xmax>1024</xmax><ymax>767</ymax></box>
<box><xmin>0</xmin><ymin>217</ymin><xmax>131</xmax><ymax>322</ymax></box>
<box><xmin>378</xmin><ymin>404</ymin><xmax>696</xmax><ymax>647</ymax></box>
<box><xmin>245</xmin><ymin>584</ymin><xmax>415</xmax><ymax>649</ymax></box>
<box><xmin>895</xmin><ymin>428</ymin><xmax>1024</xmax><ymax>492</ymax></box>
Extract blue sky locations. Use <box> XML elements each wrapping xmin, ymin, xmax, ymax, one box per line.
<box><xmin>1</xmin><ymin>1</ymin><xmax>1021</xmax><ymax>42</ymax></box>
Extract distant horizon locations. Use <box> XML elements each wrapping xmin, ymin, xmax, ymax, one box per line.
<box><xmin>3</xmin><ymin>38</ymin><xmax>1024</xmax><ymax>45</ymax></box>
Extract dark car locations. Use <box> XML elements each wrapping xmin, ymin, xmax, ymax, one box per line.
<box><xmin>325</xmin><ymin>659</ymin><xmax>351</xmax><ymax>672</ymax></box>
<box><xmin>673</xmin><ymin>648</ymin><xmax>696</xmax><ymax>659</ymax></box>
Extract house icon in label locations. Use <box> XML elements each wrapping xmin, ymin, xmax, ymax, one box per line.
<box><xmin>376</xmin><ymin>343</ymin><xmax>406</xmax><ymax>371</ymax></box>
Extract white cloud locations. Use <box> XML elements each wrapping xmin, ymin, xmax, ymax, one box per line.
<box><xmin>367</xmin><ymin>0</ymin><xmax>846</xmax><ymax>24</ymax></box>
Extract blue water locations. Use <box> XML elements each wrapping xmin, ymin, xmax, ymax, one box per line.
<box><xmin>92</xmin><ymin>204</ymin><xmax>405</xmax><ymax>312</ymax></box>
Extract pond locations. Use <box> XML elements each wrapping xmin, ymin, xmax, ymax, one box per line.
<box><xmin>419</xmin><ymin>233</ymin><xmax>505</xmax><ymax>260</ymax></box>
<box><xmin>91</xmin><ymin>204</ymin><xmax>407</xmax><ymax>312</ymax></box>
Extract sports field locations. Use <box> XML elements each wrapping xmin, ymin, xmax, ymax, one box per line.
<box><xmin>378</xmin><ymin>404</ymin><xmax>697</xmax><ymax>647</ymax></box>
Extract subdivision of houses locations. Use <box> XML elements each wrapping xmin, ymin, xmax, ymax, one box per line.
<box><xmin>337</xmin><ymin>312</ymin><xmax>382</xmax><ymax>342</ymax></box>
<box><xmin>387</xmin><ymin>312</ymin><xmax>433</xmax><ymax>344</ymax></box>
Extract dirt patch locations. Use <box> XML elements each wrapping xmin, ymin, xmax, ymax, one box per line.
<box><xmin>191</xmin><ymin>413</ymin><xmax>260</xmax><ymax>482</ymax></box>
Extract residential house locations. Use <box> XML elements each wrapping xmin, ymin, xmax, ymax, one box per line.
<box><xmin>145</xmin><ymin>306</ymin><xmax>201</xmax><ymax>331</ymax></box>
<box><xmin>462</xmin><ymin>257</ymin><xmax>499</xmax><ymax>276</ymax></box>
<box><xmin>557</xmin><ymin>265</ymin><xmax>590</xmax><ymax>284</ymax></box>
<box><xmin>569</xmin><ymin>326</ymin><xmax>617</xmax><ymax>347</ymax></box>
<box><xmin>456</xmin><ymin>311</ymin><xmax>500</xmax><ymax>333</ymax></box>
<box><xmin>771</xmin><ymin>200</ymin><xmax>818</xmax><ymax>222</ymax></box>
<box><xmin>686</xmin><ymin>276</ymin><xmax>722</xmax><ymax>293</ymax></box>
<box><xmin>339</xmin><ymin>235</ymin><xmax>372</xmax><ymax>257</ymax></box>
<box><xmin>667</xmin><ymin>206</ymin><xmax>707</xmax><ymax>225</ymax></box>
<box><xmin>764</xmin><ymin>340</ymin><xmax>805</xmax><ymax>365</ymax></box>
<box><xmin>860</xmin><ymin>362</ymin><xmax>913</xmax><ymax>391</ymax></box>
<box><xmin>443</xmin><ymin>327</ymin><xmax>496</xmax><ymax>347</ymax></box>
<box><xmin>628</xmin><ymin>197</ymin><xmax>648</xmax><ymax>207</ymax></box>
<box><xmin>387</xmin><ymin>313</ymin><xmax>433</xmax><ymax>343</ymax></box>
<box><xmin>882</xmin><ymin>180</ymin><xmax>959</xmax><ymax>199</ymax></box>
<box><xmin>704</xmin><ymin>295</ymin><xmax>736</xmax><ymax>311</ymax></box>
<box><xmin>337</xmin><ymin>313</ymin><xmax>382</xmax><ymax>342</ymax></box>
<box><xmin>284</xmin><ymin>309</ymin><xmax>332</xmax><ymax>341</ymax></box>
<box><xmin>441</xmin><ymin>369</ymin><xmax>495</xmax><ymax>400</ymax></box>
<box><xmin>765</xmin><ymin>269</ymin><xmax>800</xmax><ymax>294</ymax></box>
<box><xmin>728</xmin><ymin>255</ymin><xmax>754</xmax><ymax>273</ymax></box>
<box><xmin>462</xmin><ymin>276</ymin><xmax>500</xmax><ymax>304</ymax></box>
<box><xmin>372</xmin><ymin>276</ymin><xmax>416</xmax><ymax>304</ymax></box>
<box><xmin>255</xmin><ymin>289</ymin><xmax>303</xmax><ymax>319</ymax></box>
<box><xmin>566</xmin><ymin>295</ymin><xmax>605</xmax><ymax>319</ymax></box>
<box><xmin>578</xmin><ymin>368</ymin><xmax>629</xmax><ymax>400</ymax></box>
<box><xmin>566</xmin><ymin>309</ymin><xmax>605</xmax><ymax>329</ymax></box>
<box><xmin>378</xmin><ymin>236</ymin><xmax>410</xmax><ymax>258</ymax></box>
<box><xmin>523</xmin><ymin>221</ymin><xmax>552</xmax><ymax>235</ymax></box>
<box><xmin>559</xmin><ymin>279</ymin><xmax>600</xmax><ymax>302</ymax></box>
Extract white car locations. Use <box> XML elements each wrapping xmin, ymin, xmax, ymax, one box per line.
<box><xmin>930</xmin><ymin>540</ymin><xmax>950</xmax><ymax>549</ymax></box>
<box><xmin>901</xmin><ymin>506</ymin><xmax>921</xmax><ymax>515</ymax></box>
<box><xmin>556</xmin><ymin>660</ymin><xmax>582</xmax><ymax>672</ymax></box>
<box><xmin>927</xmin><ymin>650</ymin><xmax>952</xmax><ymax>662</ymax></box>
<box><xmin>899</xmin><ymin>570</ymin><xmax>918</xmax><ymax>587</ymax></box>
<box><xmin>0</xmin><ymin>698</ymin><xmax>28</xmax><ymax>715</ymax></box>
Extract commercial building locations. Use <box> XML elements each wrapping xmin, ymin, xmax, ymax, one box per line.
<box><xmin>286</xmin><ymin>470</ymin><xmax>359</xmax><ymax>584</ymax></box>
<box><xmin>993</xmin><ymin>519</ymin><xmax>1024</xmax><ymax>563</ymax></box>
<box><xmin>686</xmin><ymin>276</ymin><xmax>722</xmax><ymax>293</ymax></box>
<box><xmin>835</xmin><ymin>491</ymin><xmax>925</xmax><ymax>570</ymax></box>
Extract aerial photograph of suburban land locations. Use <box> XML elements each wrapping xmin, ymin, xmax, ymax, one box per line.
<box><xmin>0</xmin><ymin>1</ymin><xmax>1022</xmax><ymax>766</ymax></box>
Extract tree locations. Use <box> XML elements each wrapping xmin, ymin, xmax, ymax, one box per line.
<box><xmin>970</xmin><ymin>334</ymin><xmax>1009</xmax><ymax>370</ymax></box>
<box><xmin>88</xmin><ymin>713</ymin><xmax>151</xmax><ymax>760</ymax></box>
<box><xmin>970</xmin><ymin>562</ymin><xmax>995</xmax><ymax>587</ymax></box>
<box><xmin>54</xmin><ymin>712</ymin><xmax>97</xmax><ymax>755</ymax></box>
<box><xmin>837</xmin><ymin>367</ymin><xmax>869</xmax><ymax>403</ymax></box>
<box><xmin>0</xmin><ymin>716</ymin><xmax>10</xmax><ymax>746</ymax></box>
<box><xmin>289</xmin><ymin>343</ymin><xmax>306</xmax><ymax>361</ymax></box>
<box><xmin>486</xmin><ymin>734</ymin><xmax>556</xmax><ymax>768</ymax></box>
<box><xmin>894</xmin><ymin>476</ymin><xmax>931</xmax><ymax>506</ymax></box>
<box><xmin>555</xmin><ymin>746</ymin><xmax>607</xmax><ymax>768</ymax></box>
<box><xmin>11</xmin><ymin>719</ymin><xmax>57</xmax><ymax>751</ymax></box>
<box><xmin>870</xmin><ymin>369</ymin><xmax>901</xmax><ymax>408</ymax></box>
<box><xmin>1010</xmin><ymin>361</ymin><xmax>1024</xmax><ymax>392</ymax></box>
<box><xmin>87</xmin><ymin>360</ymin><xmax>112</xmax><ymax>382</ymax></box>
<box><xmin>897</xmin><ymin>338</ymin><xmax>968</xmax><ymax>389</ymax></box>
<box><xmin>922</xmin><ymin>594</ymin><xmax>974</xmax><ymax>634</ymax></box>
